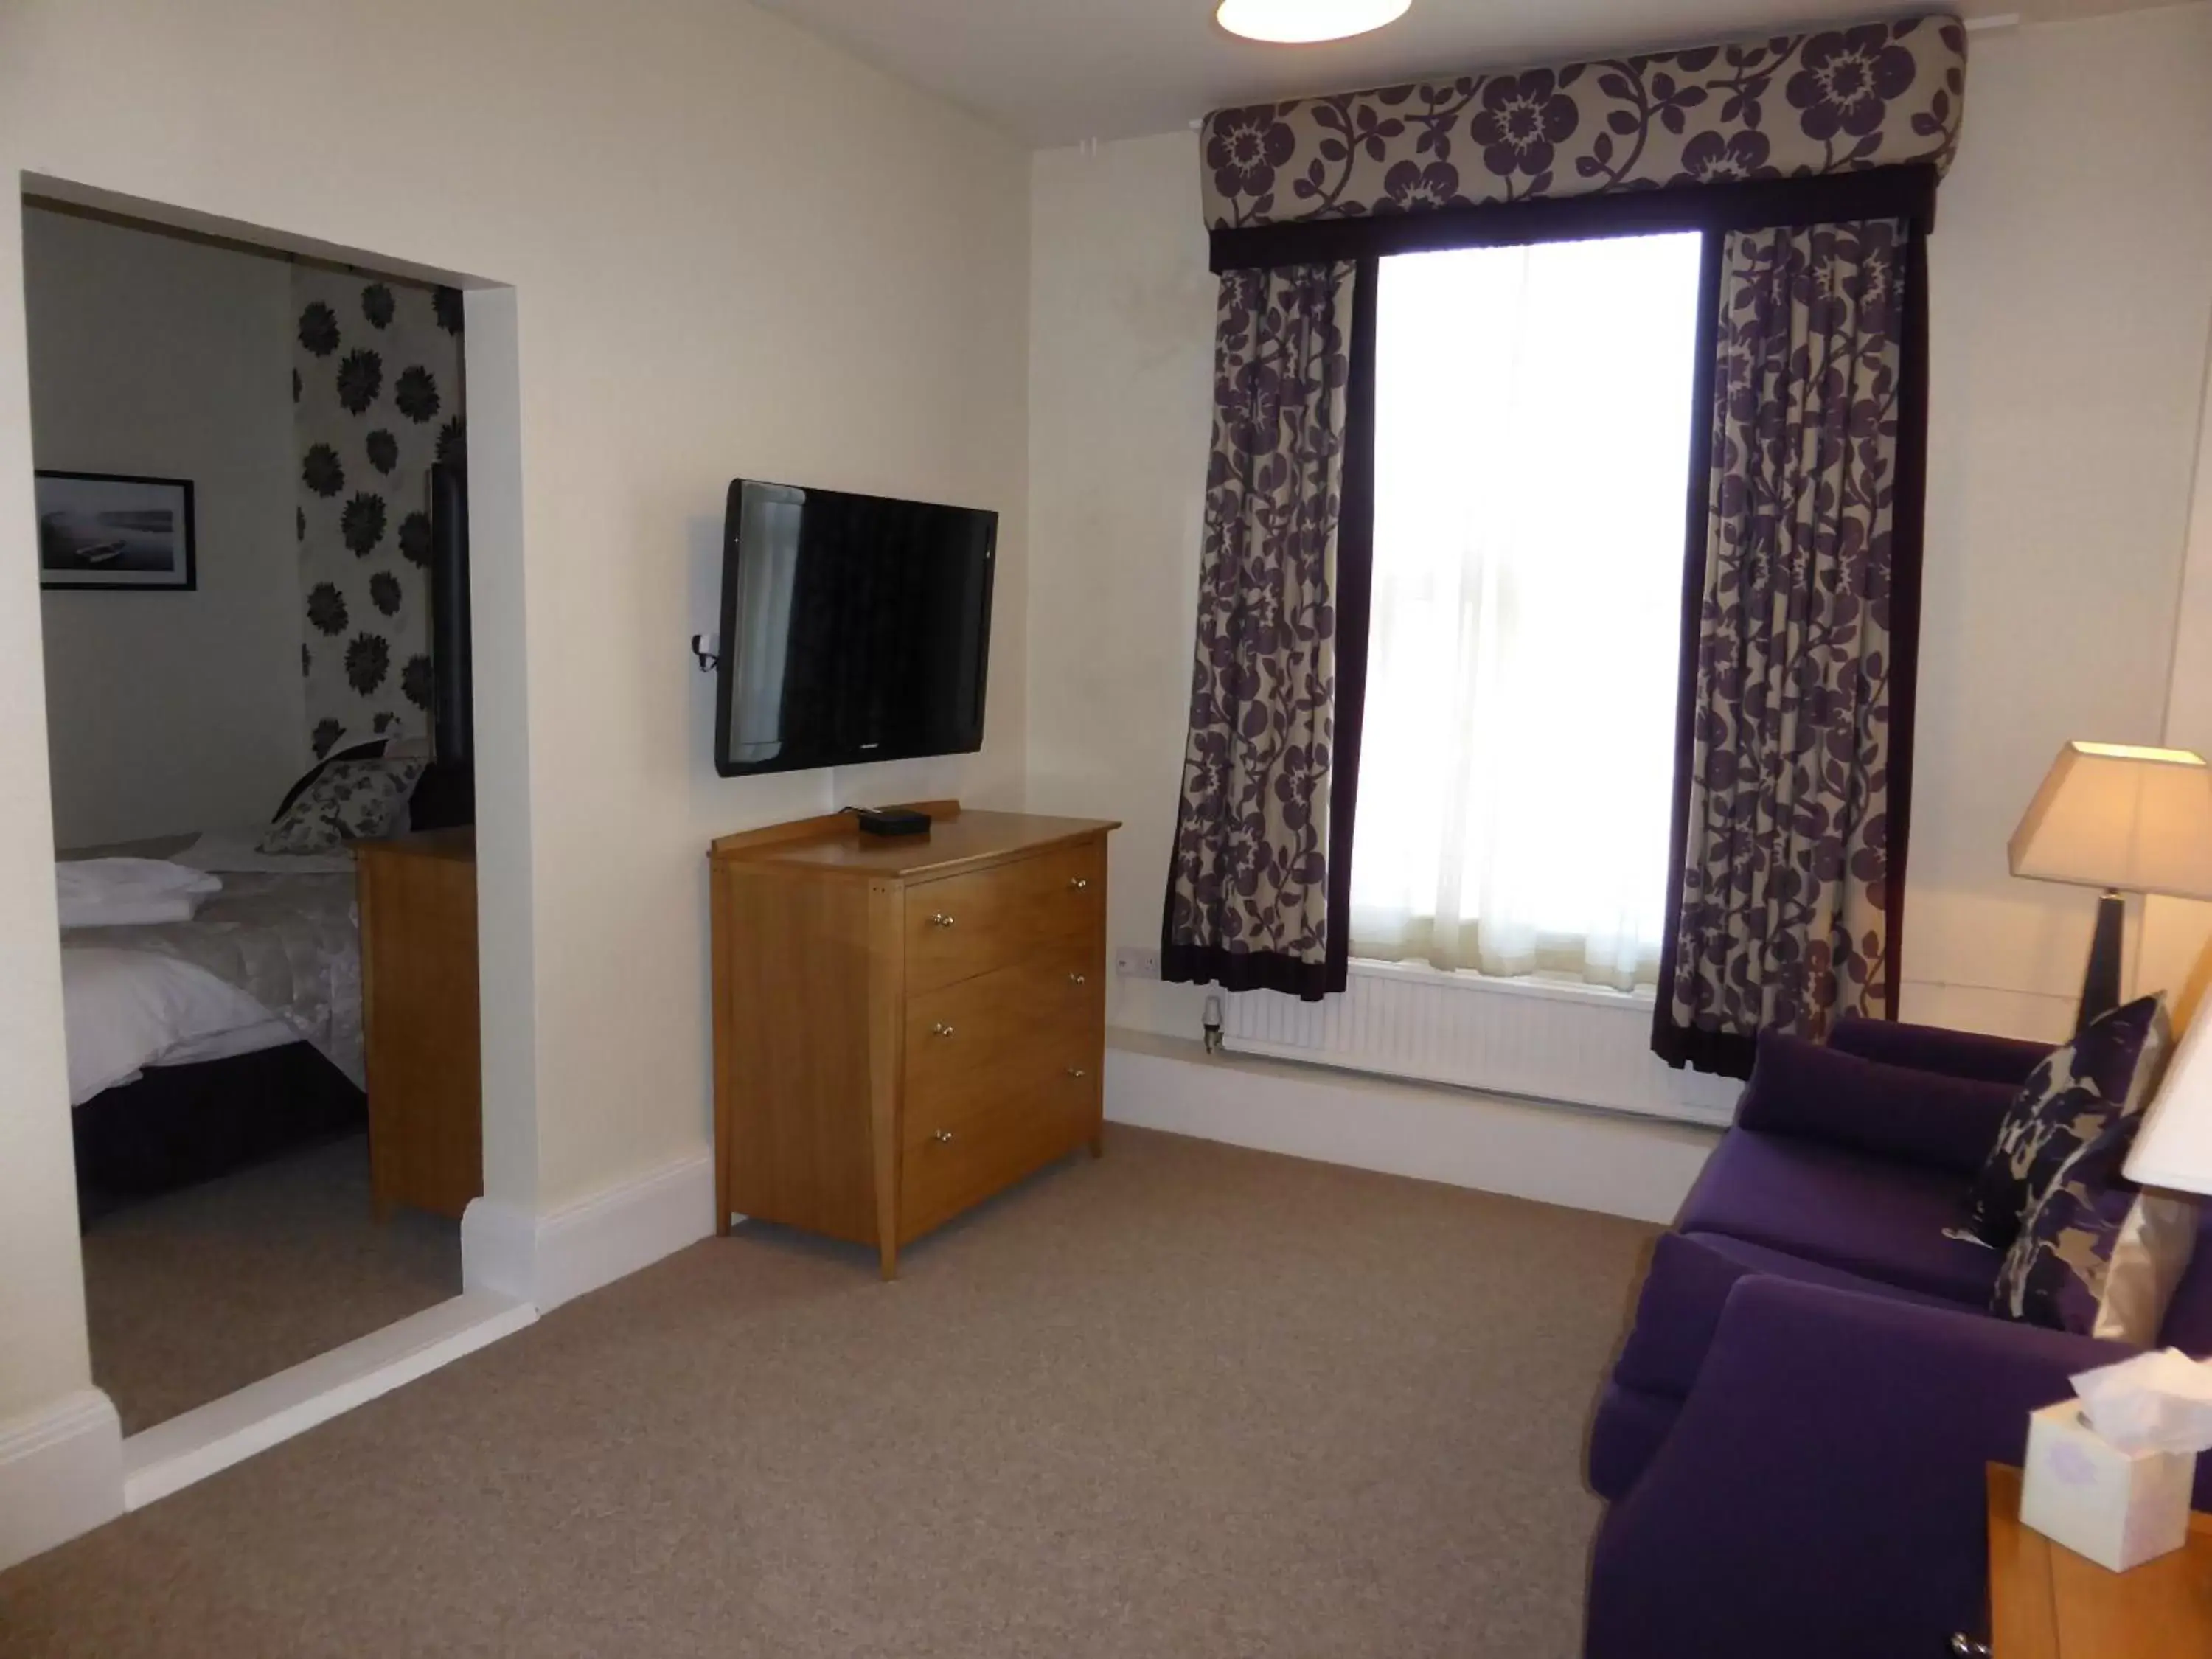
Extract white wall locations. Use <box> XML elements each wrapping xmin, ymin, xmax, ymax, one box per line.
<box><xmin>0</xmin><ymin>206</ymin><xmax>90</xmax><ymax>1441</ymax></box>
<box><xmin>25</xmin><ymin>207</ymin><xmax>306</xmax><ymax>847</ymax></box>
<box><xmin>0</xmin><ymin>0</ymin><xmax>1029</xmax><ymax>1450</ymax></box>
<box><xmin>2138</xmin><ymin>321</ymin><xmax>2212</xmax><ymax>1009</ymax></box>
<box><xmin>1025</xmin><ymin>5</ymin><xmax>2212</xmax><ymax>1051</ymax></box>
<box><xmin>1027</xmin><ymin>131</ymin><xmax>1219</xmax><ymax>1041</ymax></box>
<box><xmin>1910</xmin><ymin>5</ymin><xmax>2212</xmax><ymax>1039</ymax></box>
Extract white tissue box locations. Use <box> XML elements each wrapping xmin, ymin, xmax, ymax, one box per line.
<box><xmin>2020</xmin><ymin>1399</ymin><xmax>2197</xmax><ymax>1571</ymax></box>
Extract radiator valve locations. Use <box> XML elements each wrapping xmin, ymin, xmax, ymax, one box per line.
<box><xmin>1203</xmin><ymin>993</ymin><xmax>1224</xmax><ymax>1055</ymax></box>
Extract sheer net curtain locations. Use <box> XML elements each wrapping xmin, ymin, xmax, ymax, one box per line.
<box><xmin>1349</xmin><ymin>233</ymin><xmax>1704</xmax><ymax>992</ymax></box>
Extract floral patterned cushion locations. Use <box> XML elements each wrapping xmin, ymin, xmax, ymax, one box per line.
<box><xmin>257</xmin><ymin>759</ymin><xmax>424</xmax><ymax>855</ymax></box>
<box><xmin>1992</xmin><ymin>1112</ymin><xmax>2200</xmax><ymax>1344</ymax></box>
<box><xmin>1958</xmin><ymin>995</ymin><xmax>2167</xmax><ymax>1248</ymax></box>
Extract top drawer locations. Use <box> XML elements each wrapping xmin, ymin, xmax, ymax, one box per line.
<box><xmin>905</xmin><ymin>838</ymin><xmax>1104</xmax><ymax>994</ymax></box>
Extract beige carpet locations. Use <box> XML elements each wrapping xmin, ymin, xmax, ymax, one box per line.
<box><xmin>7</xmin><ymin>1127</ymin><xmax>1655</xmax><ymax>1658</ymax></box>
<box><xmin>82</xmin><ymin>1133</ymin><xmax>460</xmax><ymax>1434</ymax></box>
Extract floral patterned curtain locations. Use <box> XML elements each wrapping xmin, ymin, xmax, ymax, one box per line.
<box><xmin>1181</xmin><ymin>15</ymin><xmax>1953</xmax><ymax>1027</ymax></box>
<box><xmin>1162</xmin><ymin>262</ymin><xmax>1364</xmax><ymax>1001</ymax></box>
<box><xmin>1655</xmin><ymin>219</ymin><xmax>1919</xmax><ymax>1074</ymax></box>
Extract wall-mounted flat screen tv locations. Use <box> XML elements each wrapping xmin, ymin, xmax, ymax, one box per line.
<box><xmin>713</xmin><ymin>479</ymin><xmax>996</xmax><ymax>777</ymax></box>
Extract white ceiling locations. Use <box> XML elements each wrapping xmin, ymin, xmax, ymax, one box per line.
<box><xmin>750</xmin><ymin>0</ymin><xmax>2155</xmax><ymax>147</ymax></box>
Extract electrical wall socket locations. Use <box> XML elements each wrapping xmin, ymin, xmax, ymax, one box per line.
<box><xmin>1114</xmin><ymin>945</ymin><xmax>1161</xmax><ymax>980</ymax></box>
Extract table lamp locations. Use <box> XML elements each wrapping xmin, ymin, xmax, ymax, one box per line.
<box><xmin>2128</xmin><ymin>1002</ymin><xmax>2212</xmax><ymax>1196</ymax></box>
<box><xmin>2008</xmin><ymin>742</ymin><xmax>2212</xmax><ymax>1031</ymax></box>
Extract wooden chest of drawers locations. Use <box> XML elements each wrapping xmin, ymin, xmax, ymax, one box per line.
<box><xmin>709</xmin><ymin>802</ymin><xmax>1118</xmax><ymax>1279</ymax></box>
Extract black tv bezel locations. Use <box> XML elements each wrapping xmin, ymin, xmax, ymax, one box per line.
<box><xmin>712</xmin><ymin>478</ymin><xmax>997</xmax><ymax>779</ymax></box>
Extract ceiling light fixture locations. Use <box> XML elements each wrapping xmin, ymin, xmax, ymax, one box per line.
<box><xmin>1216</xmin><ymin>0</ymin><xmax>1413</xmax><ymax>46</ymax></box>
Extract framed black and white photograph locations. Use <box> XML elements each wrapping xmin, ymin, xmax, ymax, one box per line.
<box><xmin>35</xmin><ymin>470</ymin><xmax>196</xmax><ymax>591</ymax></box>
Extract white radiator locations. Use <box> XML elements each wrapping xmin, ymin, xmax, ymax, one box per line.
<box><xmin>1221</xmin><ymin>960</ymin><xmax>1742</xmax><ymax>1126</ymax></box>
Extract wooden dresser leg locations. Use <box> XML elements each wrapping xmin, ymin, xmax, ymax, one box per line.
<box><xmin>877</xmin><ymin>1237</ymin><xmax>899</xmax><ymax>1281</ymax></box>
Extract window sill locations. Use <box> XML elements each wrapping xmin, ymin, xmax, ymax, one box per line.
<box><xmin>1348</xmin><ymin>956</ymin><xmax>1658</xmax><ymax>1011</ymax></box>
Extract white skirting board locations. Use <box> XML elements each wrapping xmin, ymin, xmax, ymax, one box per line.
<box><xmin>462</xmin><ymin>1148</ymin><xmax>714</xmax><ymax>1311</ymax></box>
<box><xmin>123</xmin><ymin>1292</ymin><xmax>535</xmax><ymax>1511</ymax></box>
<box><xmin>1106</xmin><ymin>1029</ymin><xmax>1721</xmax><ymax>1225</ymax></box>
<box><xmin>0</xmin><ymin>1388</ymin><xmax>122</xmax><ymax>1571</ymax></box>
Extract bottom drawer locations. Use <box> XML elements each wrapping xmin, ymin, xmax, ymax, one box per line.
<box><xmin>900</xmin><ymin>1052</ymin><xmax>1099</xmax><ymax>1243</ymax></box>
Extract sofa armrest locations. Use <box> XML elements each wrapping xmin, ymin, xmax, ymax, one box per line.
<box><xmin>1586</xmin><ymin>1276</ymin><xmax>2166</xmax><ymax>1659</ymax></box>
<box><xmin>1735</xmin><ymin>1032</ymin><xmax>2021</xmax><ymax>1178</ymax></box>
<box><xmin>1829</xmin><ymin>1014</ymin><xmax>2049</xmax><ymax>1088</ymax></box>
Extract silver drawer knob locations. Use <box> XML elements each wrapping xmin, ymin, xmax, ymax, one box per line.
<box><xmin>1068</xmin><ymin>972</ymin><xmax>1088</xmax><ymax>985</ymax></box>
<box><xmin>1948</xmin><ymin>1639</ymin><xmax>1989</xmax><ymax>1658</ymax></box>
<box><xmin>931</xmin><ymin>1022</ymin><xmax>955</xmax><ymax>1038</ymax></box>
<box><xmin>931</xmin><ymin>1129</ymin><xmax>955</xmax><ymax>1144</ymax></box>
<box><xmin>1068</xmin><ymin>877</ymin><xmax>1091</xmax><ymax>890</ymax></box>
<box><xmin>1067</xmin><ymin>1066</ymin><xmax>1088</xmax><ymax>1079</ymax></box>
<box><xmin>928</xmin><ymin>913</ymin><xmax>954</xmax><ymax>928</ymax></box>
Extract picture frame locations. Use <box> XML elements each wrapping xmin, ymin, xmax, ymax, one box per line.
<box><xmin>35</xmin><ymin>470</ymin><xmax>197</xmax><ymax>591</ymax></box>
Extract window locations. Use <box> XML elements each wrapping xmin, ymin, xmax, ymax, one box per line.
<box><xmin>1349</xmin><ymin>231</ymin><xmax>1705</xmax><ymax>992</ymax></box>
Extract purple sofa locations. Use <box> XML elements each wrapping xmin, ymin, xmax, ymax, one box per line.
<box><xmin>1585</xmin><ymin>1017</ymin><xmax>2212</xmax><ymax>1659</ymax></box>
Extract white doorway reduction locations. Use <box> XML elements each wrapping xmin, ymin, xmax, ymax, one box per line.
<box><xmin>123</xmin><ymin>1294</ymin><xmax>535</xmax><ymax>1509</ymax></box>
<box><xmin>7</xmin><ymin>174</ymin><xmax>540</xmax><ymax>1545</ymax></box>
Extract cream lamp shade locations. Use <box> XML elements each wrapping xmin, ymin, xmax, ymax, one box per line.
<box><xmin>2007</xmin><ymin>742</ymin><xmax>2212</xmax><ymax>900</ymax></box>
<box><xmin>2126</xmin><ymin>1001</ymin><xmax>2212</xmax><ymax>1196</ymax></box>
<box><xmin>1216</xmin><ymin>0</ymin><xmax>1412</xmax><ymax>44</ymax></box>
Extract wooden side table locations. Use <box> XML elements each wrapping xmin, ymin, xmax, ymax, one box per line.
<box><xmin>355</xmin><ymin>828</ymin><xmax>482</xmax><ymax>1220</ymax></box>
<box><xmin>1980</xmin><ymin>1462</ymin><xmax>2212</xmax><ymax>1655</ymax></box>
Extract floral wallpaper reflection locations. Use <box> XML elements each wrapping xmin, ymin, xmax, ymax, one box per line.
<box><xmin>293</xmin><ymin>268</ymin><xmax>464</xmax><ymax>757</ymax></box>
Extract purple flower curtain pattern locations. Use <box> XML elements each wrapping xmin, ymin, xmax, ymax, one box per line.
<box><xmin>1200</xmin><ymin>15</ymin><xmax>1963</xmax><ymax>230</ymax></box>
<box><xmin>1164</xmin><ymin>262</ymin><xmax>1358</xmax><ymax>994</ymax></box>
<box><xmin>1663</xmin><ymin>219</ymin><xmax>1909</xmax><ymax>1055</ymax></box>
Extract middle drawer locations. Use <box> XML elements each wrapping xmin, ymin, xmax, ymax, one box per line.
<box><xmin>902</xmin><ymin>940</ymin><xmax>1104</xmax><ymax>1132</ymax></box>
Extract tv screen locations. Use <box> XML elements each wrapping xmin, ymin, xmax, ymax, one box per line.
<box><xmin>713</xmin><ymin>479</ymin><xmax>996</xmax><ymax>777</ymax></box>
